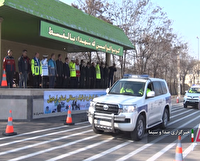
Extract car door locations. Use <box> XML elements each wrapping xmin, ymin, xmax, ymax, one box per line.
<box><xmin>145</xmin><ymin>82</ymin><xmax>158</xmax><ymax>126</ymax></box>
<box><xmin>152</xmin><ymin>81</ymin><xmax>164</xmax><ymax>122</ymax></box>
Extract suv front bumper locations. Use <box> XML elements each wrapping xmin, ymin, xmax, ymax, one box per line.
<box><xmin>88</xmin><ymin>111</ymin><xmax>137</xmax><ymax>132</ymax></box>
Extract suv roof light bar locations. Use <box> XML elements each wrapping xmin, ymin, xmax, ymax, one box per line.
<box><xmin>123</xmin><ymin>74</ymin><xmax>149</xmax><ymax>79</ymax></box>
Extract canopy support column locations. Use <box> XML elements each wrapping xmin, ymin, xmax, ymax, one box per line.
<box><xmin>106</xmin><ymin>53</ymin><xmax>111</xmax><ymax>66</ymax></box>
<box><xmin>0</xmin><ymin>17</ymin><xmax>3</xmax><ymax>78</ymax></box>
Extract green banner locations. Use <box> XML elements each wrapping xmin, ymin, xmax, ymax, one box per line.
<box><xmin>40</xmin><ymin>21</ymin><xmax>123</xmax><ymax>56</ymax></box>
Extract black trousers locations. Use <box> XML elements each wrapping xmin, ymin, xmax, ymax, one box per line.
<box><xmin>33</xmin><ymin>75</ymin><xmax>40</xmax><ymax>88</ymax></box>
<box><xmin>6</xmin><ymin>71</ymin><xmax>14</xmax><ymax>88</ymax></box>
<box><xmin>70</xmin><ymin>77</ymin><xmax>76</xmax><ymax>88</ymax></box>
<box><xmin>96</xmin><ymin>79</ymin><xmax>101</xmax><ymax>89</ymax></box>
<box><xmin>42</xmin><ymin>76</ymin><xmax>48</xmax><ymax>88</ymax></box>
<box><xmin>63</xmin><ymin>77</ymin><xmax>70</xmax><ymax>88</ymax></box>
<box><xmin>56</xmin><ymin>76</ymin><xmax>63</xmax><ymax>88</ymax></box>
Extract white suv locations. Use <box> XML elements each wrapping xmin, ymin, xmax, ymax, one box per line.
<box><xmin>88</xmin><ymin>75</ymin><xmax>172</xmax><ymax>141</ymax></box>
<box><xmin>184</xmin><ymin>85</ymin><xmax>200</xmax><ymax>109</ymax></box>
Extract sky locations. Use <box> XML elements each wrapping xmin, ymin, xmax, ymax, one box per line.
<box><xmin>60</xmin><ymin>0</ymin><xmax>200</xmax><ymax>59</ymax></box>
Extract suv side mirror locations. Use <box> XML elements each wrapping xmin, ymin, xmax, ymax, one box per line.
<box><xmin>185</xmin><ymin>90</ymin><xmax>188</xmax><ymax>94</ymax></box>
<box><xmin>147</xmin><ymin>91</ymin><xmax>155</xmax><ymax>98</ymax></box>
<box><xmin>106</xmin><ymin>88</ymin><xmax>110</xmax><ymax>94</ymax></box>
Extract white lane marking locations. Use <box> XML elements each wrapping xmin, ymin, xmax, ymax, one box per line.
<box><xmin>0</xmin><ymin>125</ymin><xmax>91</xmax><ymax>147</ymax></box>
<box><xmin>0</xmin><ymin>121</ymin><xmax>89</xmax><ymax>140</ymax></box>
<box><xmin>183</xmin><ymin>143</ymin><xmax>197</xmax><ymax>158</ymax></box>
<box><xmin>171</xmin><ymin>108</ymin><xmax>183</xmax><ymax>112</ymax></box>
<box><xmin>46</xmin><ymin>137</ymin><xmax>119</xmax><ymax>161</ymax></box>
<box><xmin>146</xmin><ymin>124</ymin><xmax>199</xmax><ymax>161</ymax></box>
<box><xmin>168</xmin><ymin>111</ymin><xmax>200</xmax><ymax>126</ymax></box>
<box><xmin>116</xmin><ymin>114</ymin><xmax>200</xmax><ymax>161</ymax></box>
<box><xmin>146</xmin><ymin>143</ymin><xmax>176</xmax><ymax>161</ymax></box>
<box><xmin>171</xmin><ymin>110</ymin><xmax>191</xmax><ymax>119</ymax></box>
<box><xmin>82</xmin><ymin>141</ymin><xmax>133</xmax><ymax>161</ymax></box>
<box><xmin>171</xmin><ymin>108</ymin><xmax>185</xmax><ymax>113</ymax></box>
<box><xmin>8</xmin><ymin>134</ymin><xmax>101</xmax><ymax>161</ymax></box>
<box><xmin>0</xmin><ymin>129</ymin><xmax>93</xmax><ymax>156</ymax></box>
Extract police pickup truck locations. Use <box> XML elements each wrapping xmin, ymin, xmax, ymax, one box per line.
<box><xmin>88</xmin><ymin>75</ymin><xmax>172</xmax><ymax>141</ymax></box>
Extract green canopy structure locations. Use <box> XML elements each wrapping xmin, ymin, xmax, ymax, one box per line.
<box><xmin>0</xmin><ymin>0</ymin><xmax>134</xmax><ymax>57</ymax></box>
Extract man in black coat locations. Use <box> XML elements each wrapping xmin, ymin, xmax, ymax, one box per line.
<box><xmin>18</xmin><ymin>50</ymin><xmax>30</xmax><ymax>88</ymax></box>
<box><xmin>100</xmin><ymin>62</ymin><xmax>104</xmax><ymax>89</ymax></box>
<box><xmin>56</xmin><ymin>54</ymin><xmax>63</xmax><ymax>88</ymax></box>
<box><xmin>104</xmin><ymin>63</ymin><xmax>109</xmax><ymax>88</ymax></box>
<box><xmin>85</xmin><ymin>62</ymin><xmax>91</xmax><ymax>89</ymax></box>
<box><xmin>63</xmin><ymin>57</ymin><xmax>70</xmax><ymax>88</ymax></box>
<box><xmin>80</xmin><ymin>61</ymin><xmax>86</xmax><ymax>88</ymax></box>
<box><xmin>90</xmin><ymin>62</ymin><xmax>96</xmax><ymax>89</ymax></box>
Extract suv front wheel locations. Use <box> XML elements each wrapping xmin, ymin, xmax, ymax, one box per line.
<box><xmin>161</xmin><ymin>108</ymin><xmax>169</xmax><ymax>129</ymax></box>
<box><xmin>131</xmin><ymin>115</ymin><xmax>145</xmax><ymax>141</ymax></box>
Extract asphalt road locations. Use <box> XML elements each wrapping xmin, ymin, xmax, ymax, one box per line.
<box><xmin>0</xmin><ymin>102</ymin><xmax>200</xmax><ymax>161</ymax></box>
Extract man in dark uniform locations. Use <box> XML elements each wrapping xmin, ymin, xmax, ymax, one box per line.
<box><xmin>63</xmin><ymin>57</ymin><xmax>70</xmax><ymax>88</ymax></box>
<box><xmin>100</xmin><ymin>62</ymin><xmax>104</xmax><ymax>89</ymax></box>
<box><xmin>86</xmin><ymin>62</ymin><xmax>91</xmax><ymax>89</ymax></box>
<box><xmin>104</xmin><ymin>63</ymin><xmax>109</xmax><ymax>88</ymax></box>
<box><xmin>56</xmin><ymin>54</ymin><xmax>63</xmax><ymax>88</ymax></box>
<box><xmin>90</xmin><ymin>62</ymin><xmax>96</xmax><ymax>89</ymax></box>
<box><xmin>80</xmin><ymin>61</ymin><xmax>86</xmax><ymax>88</ymax></box>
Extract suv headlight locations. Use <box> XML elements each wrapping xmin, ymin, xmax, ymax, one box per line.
<box><xmin>119</xmin><ymin>105</ymin><xmax>137</xmax><ymax>113</ymax></box>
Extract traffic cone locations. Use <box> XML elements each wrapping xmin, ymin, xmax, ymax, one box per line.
<box><xmin>64</xmin><ymin>105</ymin><xmax>75</xmax><ymax>125</ymax></box>
<box><xmin>1</xmin><ymin>69</ymin><xmax>7</xmax><ymax>87</ymax></box>
<box><xmin>177</xmin><ymin>96</ymin><xmax>179</xmax><ymax>103</ymax></box>
<box><xmin>174</xmin><ymin>135</ymin><xmax>183</xmax><ymax>161</ymax></box>
<box><xmin>2</xmin><ymin>110</ymin><xmax>17</xmax><ymax>136</ymax></box>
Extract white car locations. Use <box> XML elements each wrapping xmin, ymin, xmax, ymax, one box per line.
<box><xmin>88</xmin><ymin>75</ymin><xmax>172</xmax><ymax>141</ymax></box>
<box><xmin>184</xmin><ymin>85</ymin><xmax>200</xmax><ymax>109</ymax></box>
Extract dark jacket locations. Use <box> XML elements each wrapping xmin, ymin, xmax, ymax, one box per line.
<box><xmin>86</xmin><ymin>66</ymin><xmax>91</xmax><ymax>79</ymax></box>
<box><xmin>3</xmin><ymin>56</ymin><xmax>16</xmax><ymax>72</ymax></box>
<box><xmin>109</xmin><ymin>66</ymin><xmax>117</xmax><ymax>78</ymax></box>
<box><xmin>104</xmin><ymin>67</ymin><xmax>109</xmax><ymax>79</ymax></box>
<box><xmin>80</xmin><ymin>66</ymin><xmax>86</xmax><ymax>79</ymax></box>
<box><xmin>18</xmin><ymin>55</ymin><xmax>30</xmax><ymax>73</ymax></box>
<box><xmin>56</xmin><ymin>59</ymin><xmax>63</xmax><ymax>76</ymax></box>
<box><xmin>63</xmin><ymin>63</ymin><xmax>70</xmax><ymax>77</ymax></box>
<box><xmin>90</xmin><ymin>65</ymin><xmax>96</xmax><ymax>79</ymax></box>
<box><xmin>100</xmin><ymin>66</ymin><xmax>104</xmax><ymax>79</ymax></box>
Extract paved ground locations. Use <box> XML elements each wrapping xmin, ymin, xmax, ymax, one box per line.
<box><xmin>0</xmin><ymin>102</ymin><xmax>200</xmax><ymax>161</ymax></box>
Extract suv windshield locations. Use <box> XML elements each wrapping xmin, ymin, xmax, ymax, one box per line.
<box><xmin>109</xmin><ymin>81</ymin><xmax>146</xmax><ymax>97</ymax></box>
<box><xmin>188</xmin><ymin>87</ymin><xmax>200</xmax><ymax>93</ymax></box>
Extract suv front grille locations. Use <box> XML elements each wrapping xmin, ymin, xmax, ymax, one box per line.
<box><xmin>95</xmin><ymin>103</ymin><xmax>119</xmax><ymax>115</ymax></box>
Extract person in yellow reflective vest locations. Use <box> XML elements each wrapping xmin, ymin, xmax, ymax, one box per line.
<box><xmin>120</xmin><ymin>83</ymin><xmax>134</xmax><ymax>94</ymax></box>
<box><xmin>69</xmin><ymin>56</ymin><xmax>76</xmax><ymax>88</ymax></box>
<box><xmin>96</xmin><ymin>62</ymin><xmax>101</xmax><ymax>88</ymax></box>
<box><xmin>31</xmin><ymin>52</ymin><xmax>42</xmax><ymax>88</ymax></box>
<box><xmin>139</xmin><ymin>88</ymin><xmax>151</xmax><ymax>96</ymax></box>
<box><xmin>189</xmin><ymin>88</ymin><xmax>196</xmax><ymax>93</ymax></box>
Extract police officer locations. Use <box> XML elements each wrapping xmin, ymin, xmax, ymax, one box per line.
<box><xmin>96</xmin><ymin>61</ymin><xmax>101</xmax><ymax>88</ymax></box>
<box><xmin>120</xmin><ymin>83</ymin><xmax>134</xmax><ymax>94</ymax></box>
<box><xmin>31</xmin><ymin>52</ymin><xmax>41</xmax><ymax>88</ymax></box>
<box><xmin>69</xmin><ymin>56</ymin><xmax>76</xmax><ymax>88</ymax></box>
<box><xmin>40</xmin><ymin>55</ymin><xmax>49</xmax><ymax>88</ymax></box>
<box><xmin>139</xmin><ymin>87</ymin><xmax>151</xmax><ymax>96</ymax></box>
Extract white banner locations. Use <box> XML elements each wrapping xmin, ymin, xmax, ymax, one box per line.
<box><xmin>44</xmin><ymin>90</ymin><xmax>106</xmax><ymax>114</ymax></box>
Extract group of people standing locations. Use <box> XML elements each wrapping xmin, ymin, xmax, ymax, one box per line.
<box><xmin>3</xmin><ymin>49</ymin><xmax>117</xmax><ymax>88</ymax></box>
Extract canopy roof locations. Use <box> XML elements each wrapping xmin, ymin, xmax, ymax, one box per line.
<box><xmin>0</xmin><ymin>0</ymin><xmax>134</xmax><ymax>55</ymax></box>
